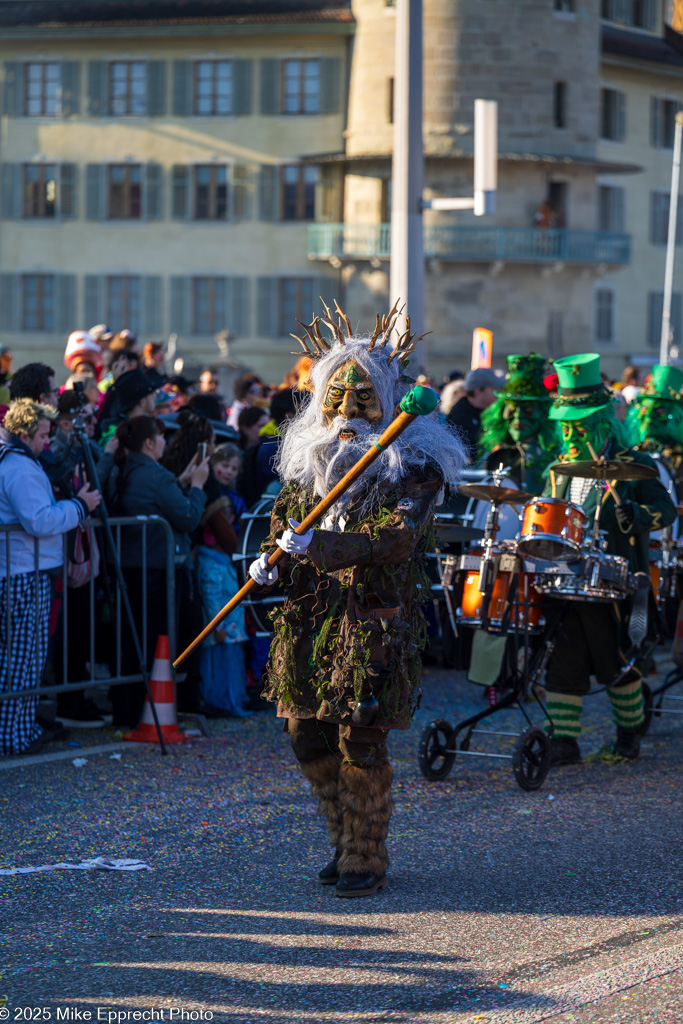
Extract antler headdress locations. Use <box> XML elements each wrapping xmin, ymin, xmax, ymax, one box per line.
<box><xmin>290</xmin><ymin>297</ymin><xmax>427</xmax><ymax>366</ymax></box>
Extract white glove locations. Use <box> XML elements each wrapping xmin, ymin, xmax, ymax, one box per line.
<box><xmin>249</xmin><ymin>552</ymin><xmax>279</xmax><ymax>586</ymax></box>
<box><xmin>276</xmin><ymin>518</ymin><xmax>314</xmax><ymax>555</ymax></box>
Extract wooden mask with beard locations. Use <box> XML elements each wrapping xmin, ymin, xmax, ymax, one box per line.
<box><xmin>320</xmin><ymin>359</ymin><xmax>383</xmax><ymax>441</ymax></box>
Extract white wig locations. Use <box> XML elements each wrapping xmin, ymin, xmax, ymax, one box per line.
<box><xmin>277</xmin><ymin>335</ymin><xmax>466</xmax><ymax>514</ymax></box>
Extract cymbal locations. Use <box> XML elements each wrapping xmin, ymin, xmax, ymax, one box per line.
<box><xmin>548</xmin><ymin>459</ymin><xmax>657</xmax><ymax>481</ymax></box>
<box><xmin>434</xmin><ymin>522</ymin><xmax>485</xmax><ymax>544</ymax></box>
<box><xmin>457</xmin><ymin>483</ymin><xmax>534</xmax><ymax>505</ymax></box>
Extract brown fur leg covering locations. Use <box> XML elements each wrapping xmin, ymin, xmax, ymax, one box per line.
<box><xmin>337</xmin><ymin>760</ymin><xmax>393</xmax><ymax>876</ymax></box>
<box><xmin>298</xmin><ymin>754</ymin><xmax>343</xmax><ymax>850</ymax></box>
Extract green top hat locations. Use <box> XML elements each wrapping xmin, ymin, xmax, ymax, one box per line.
<box><xmin>637</xmin><ymin>363</ymin><xmax>683</xmax><ymax>402</ymax></box>
<box><xmin>497</xmin><ymin>353</ymin><xmax>551</xmax><ymax>402</ymax></box>
<box><xmin>548</xmin><ymin>353</ymin><xmax>613</xmax><ymax>421</ymax></box>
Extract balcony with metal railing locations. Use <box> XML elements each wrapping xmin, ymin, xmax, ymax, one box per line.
<box><xmin>307</xmin><ymin>223</ymin><xmax>631</xmax><ymax>265</ymax></box>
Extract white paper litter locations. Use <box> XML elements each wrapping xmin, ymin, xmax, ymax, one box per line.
<box><xmin>0</xmin><ymin>857</ymin><xmax>152</xmax><ymax>876</ymax></box>
<box><xmin>71</xmin><ymin>758</ymin><xmax>88</xmax><ymax>767</ymax></box>
<box><xmin>109</xmin><ymin>753</ymin><xmax>122</xmax><ymax>760</ymax></box>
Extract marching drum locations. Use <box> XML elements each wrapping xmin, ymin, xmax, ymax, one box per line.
<box><xmin>517</xmin><ymin>497</ymin><xmax>587</xmax><ymax>562</ymax></box>
<box><xmin>234</xmin><ymin>496</ymin><xmax>285</xmax><ymax>634</ymax></box>
<box><xmin>456</xmin><ymin>548</ymin><xmax>544</xmax><ymax>634</ymax></box>
<box><xmin>532</xmin><ymin>552</ymin><xmax>633</xmax><ymax>603</ymax></box>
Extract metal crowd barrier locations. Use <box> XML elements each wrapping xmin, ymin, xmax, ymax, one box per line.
<box><xmin>0</xmin><ymin>515</ymin><xmax>176</xmax><ymax>702</ymax></box>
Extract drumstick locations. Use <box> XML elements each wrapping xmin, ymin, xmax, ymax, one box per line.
<box><xmin>550</xmin><ymin>469</ymin><xmax>557</xmax><ymax>498</ymax></box>
<box><xmin>586</xmin><ymin>441</ymin><xmax>621</xmax><ymax>506</ymax></box>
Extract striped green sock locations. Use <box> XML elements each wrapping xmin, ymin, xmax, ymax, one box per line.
<box><xmin>607</xmin><ymin>678</ymin><xmax>644</xmax><ymax>731</ymax></box>
<box><xmin>545</xmin><ymin>691</ymin><xmax>583</xmax><ymax>738</ymax></box>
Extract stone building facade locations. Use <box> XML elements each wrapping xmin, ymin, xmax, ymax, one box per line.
<box><xmin>1</xmin><ymin>1</ymin><xmax>682</xmax><ymax>382</ymax></box>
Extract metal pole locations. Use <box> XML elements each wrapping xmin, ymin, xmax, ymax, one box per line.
<box><xmin>390</xmin><ymin>0</ymin><xmax>425</xmax><ymax>371</ymax></box>
<box><xmin>660</xmin><ymin>112</ymin><xmax>683</xmax><ymax>366</ymax></box>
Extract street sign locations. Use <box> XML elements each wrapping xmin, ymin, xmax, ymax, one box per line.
<box><xmin>471</xmin><ymin>328</ymin><xmax>493</xmax><ymax>369</ymax></box>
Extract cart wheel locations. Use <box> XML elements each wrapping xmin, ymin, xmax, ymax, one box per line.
<box><xmin>512</xmin><ymin>727</ymin><xmax>550</xmax><ymax>792</ymax></box>
<box><xmin>640</xmin><ymin>681</ymin><xmax>653</xmax><ymax>735</ymax></box>
<box><xmin>418</xmin><ymin>719</ymin><xmax>455</xmax><ymax>781</ymax></box>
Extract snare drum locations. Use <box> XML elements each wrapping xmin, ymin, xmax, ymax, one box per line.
<box><xmin>533</xmin><ymin>553</ymin><xmax>631</xmax><ymax>603</ymax></box>
<box><xmin>517</xmin><ymin>497</ymin><xmax>587</xmax><ymax>562</ymax></box>
<box><xmin>458</xmin><ymin>549</ymin><xmax>544</xmax><ymax>633</ymax></box>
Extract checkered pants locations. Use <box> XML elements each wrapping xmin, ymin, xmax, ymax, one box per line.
<box><xmin>0</xmin><ymin>571</ymin><xmax>51</xmax><ymax>755</ymax></box>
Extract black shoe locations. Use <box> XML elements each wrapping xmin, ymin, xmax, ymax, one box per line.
<box><xmin>549</xmin><ymin>736</ymin><xmax>582</xmax><ymax>766</ymax></box>
<box><xmin>613</xmin><ymin>726</ymin><xmax>641</xmax><ymax>760</ymax></box>
<box><xmin>318</xmin><ymin>854</ymin><xmax>341</xmax><ymax>886</ymax></box>
<box><xmin>56</xmin><ymin>697</ymin><xmax>105</xmax><ymax>729</ymax></box>
<box><xmin>335</xmin><ymin>872</ymin><xmax>388</xmax><ymax>898</ymax></box>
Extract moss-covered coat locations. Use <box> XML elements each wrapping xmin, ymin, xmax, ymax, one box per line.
<box><xmin>259</xmin><ymin>468</ymin><xmax>442</xmax><ymax>730</ymax></box>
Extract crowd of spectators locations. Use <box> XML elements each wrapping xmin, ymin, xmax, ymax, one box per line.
<box><xmin>0</xmin><ymin>325</ymin><xmax>298</xmax><ymax>756</ymax></box>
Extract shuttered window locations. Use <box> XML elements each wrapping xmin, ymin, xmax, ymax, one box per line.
<box><xmin>195</xmin><ymin>61</ymin><xmax>233</xmax><ymax>115</ymax></box>
<box><xmin>595</xmin><ymin>288</ymin><xmax>615</xmax><ymax>344</ymax></box>
<box><xmin>597</xmin><ymin>185</ymin><xmax>625</xmax><ymax>232</ymax></box>
<box><xmin>194</xmin><ymin>166</ymin><xmax>228</xmax><ymax>220</ymax></box>
<box><xmin>25</xmin><ymin>62</ymin><xmax>61</xmax><ymax>116</ymax></box>
<box><xmin>651</xmin><ymin>97</ymin><xmax>678</xmax><ymax>149</ymax></box>
<box><xmin>193</xmin><ymin>277</ymin><xmax>227</xmax><ymax>333</ymax></box>
<box><xmin>23</xmin><ymin>164</ymin><xmax>57</xmax><ymax>218</ymax></box>
<box><xmin>109</xmin><ymin>61</ymin><xmax>146</xmax><ymax>116</ymax></box>
<box><xmin>282</xmin><ymin>59</ymin><xmax>321</xmax><ymax>115</ymax></box>
<box><xmin>108</xmin><ymin>165</ymin><xmax>142</xmax><ymax>219</ymax></box>
<box><xmin>22</xmin><ymin>275</ymin><xmax>55</xmax><ymax>331</ymax></box>
<box><xmin>281</xmin><ymin>165</ymin><xmax>318</xmax><ymax>220</ymax></box>
<box><xmin>650</xmin><ymin>191</ymin><xmax>683</xmax><ymax>246</ymax></box>
<box><xmin>106</xmin><ymin>276</ymin><xmax>141</xmax><ymax>333</ymax></box>
<box><xmin>602</xmin><ymin>0</ymin><xmax>655</xmax><ymax>28</ymax></box>
<box><xmin>600</xmin><ymin>88</ymin><xmax>626</xmax><ymax>141</ymax></box>
<box><xmin>279</xmin><ymin>278</ymin><xmax>317</xmax><ymax>336</ymax></box>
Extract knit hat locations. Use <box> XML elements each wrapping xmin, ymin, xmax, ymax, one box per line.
<box><xmin>548</xmin><ymin>353</ymin><xmax>613</xmax><ymax>421</ymax></box>
<box><xmin>498</xmin><ymin>353</ymin><xmax>550</xmax><ymax>402</ymax></box>
<box><xmin>637</xmin><ymin>363</ymin><xmax>683</xmax><ymax>402</ymax></box>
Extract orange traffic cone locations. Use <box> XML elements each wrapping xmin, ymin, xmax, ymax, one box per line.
<box><xmin>124</xmin><ymin>635</ymin><xmax>186</xmax><ymax>744</ymax></box>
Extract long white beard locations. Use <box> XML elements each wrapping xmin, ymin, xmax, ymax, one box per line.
<box><xmin>278</xmin><ymin>415</ymin><xmax>387</xmax><ymax>512</ymax></box>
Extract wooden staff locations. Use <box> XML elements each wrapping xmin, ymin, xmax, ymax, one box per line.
<box><xmin>173</xmin><ymin>385</ymin><xmax>440</xmax><ymax>668</ymax></box>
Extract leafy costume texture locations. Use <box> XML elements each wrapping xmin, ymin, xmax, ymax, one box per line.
<box><xmin>480</xmin><ymin>353</ymin><xmax>560</xmax><ymax>493</ymax></box>
<box><xmin>260</xmin><ymin>469</ymin><xmax>441</xmax><ymax>730</ymax></box>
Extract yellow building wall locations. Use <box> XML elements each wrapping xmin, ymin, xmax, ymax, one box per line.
<box><xmin>0</xmin><ymin>30</ymin><xmax>349</xmax><ymax>383</ymax></box>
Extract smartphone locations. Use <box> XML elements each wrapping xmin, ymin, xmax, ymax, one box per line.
<box><xmin>197</xmin><ymin>442</ymin><xmax>208</xmax><ymax>461</ymax></box>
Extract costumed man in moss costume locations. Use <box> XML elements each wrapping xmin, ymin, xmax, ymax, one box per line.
<box><xmin>248</xmin><ymin>303</ymin><xmax>464</xmax><ymax>897</ymax></box>
<box><xmin>479</xmin><ymin>353</ymin><xmax>561</xmax><ymax>493</ymax></box>
<box><xmin>630</xmin><ymin>363</ymin><xmax>683</xmax><ymax>486</ymax></box>
<box><xmin>544</xmin><ymin>354</ymin><xmax>676</xmax><ymax>766</ymax></box>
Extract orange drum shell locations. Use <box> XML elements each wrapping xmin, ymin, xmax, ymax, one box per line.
<box><xmin>459</xmin><ymin>567</ymin><xmax>543</xmax><ymax>632</ymax></box>
<box><xmin>518</xmin><ymin>498</ymin><xmax>587</xmax><ymax>561</ymax></box>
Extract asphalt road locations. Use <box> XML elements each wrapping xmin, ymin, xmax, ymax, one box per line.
<box><xmin>1</xmin><ymin>659</ymin><xmax>683</xmax><ymax>1023</ymax></box>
